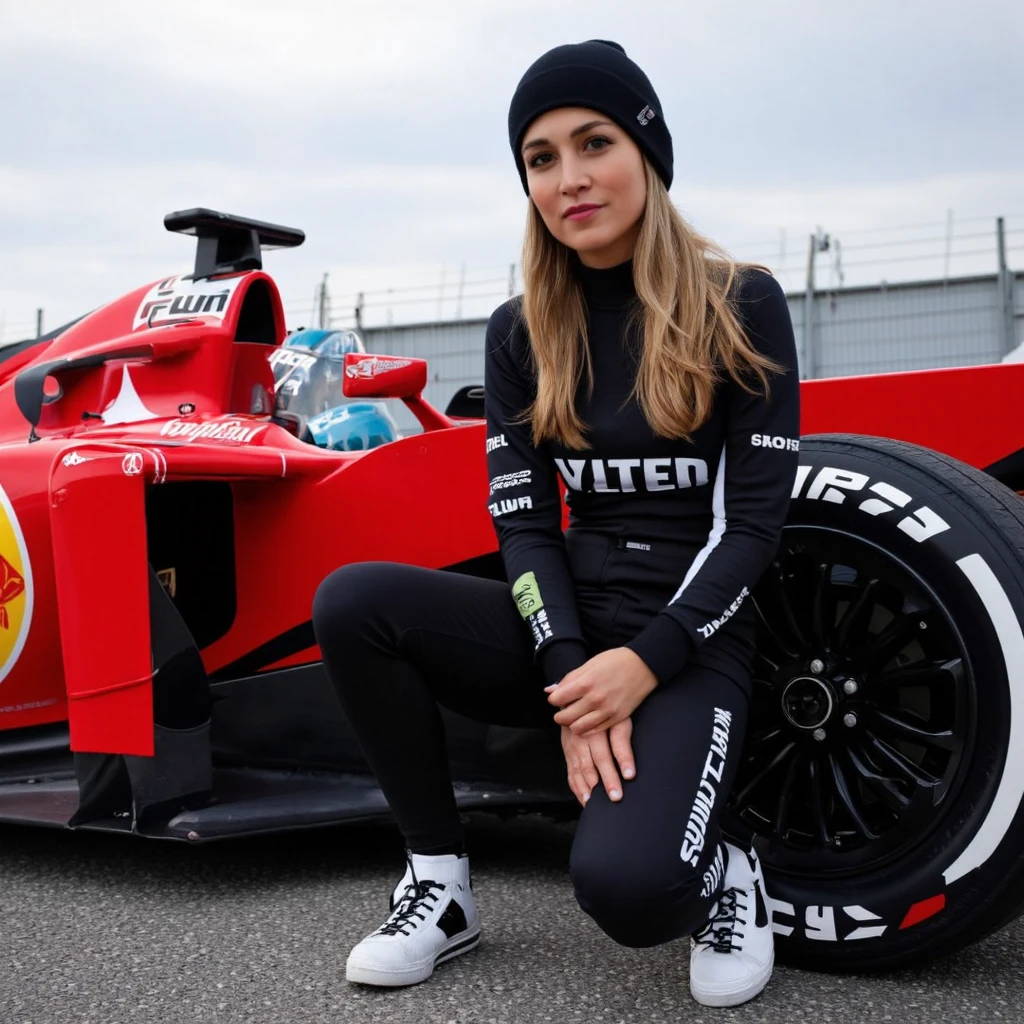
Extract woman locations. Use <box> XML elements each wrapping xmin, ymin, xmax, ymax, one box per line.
<box><xmin>312</xmin><ymin>39</ymin><xmax>800</xmax><ymax>1009</ymax></box>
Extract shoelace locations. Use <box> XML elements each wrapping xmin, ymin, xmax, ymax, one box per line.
<box><xmin>694</xmin><ymin>888</ymin><xmax>747</xmax><ymax>953</ymax></box>
<box><xmin>378</xmin><ymin>879</ymin><xmax>445</xmax><ymax>937</ymax></box>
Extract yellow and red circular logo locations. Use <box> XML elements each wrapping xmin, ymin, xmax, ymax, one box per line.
<box><xmin>0</xmin><ymin>484</ymin><xmax>33</xmax><ymax>685</ymax></box>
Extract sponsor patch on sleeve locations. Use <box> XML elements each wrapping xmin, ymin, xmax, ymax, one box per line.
<box><xmin>750</xmin><ymin>434</ymin><xmax>800</xmax><ymax>451</ymax></box>
<box><xmin>512</xmin><ymin>571</ymin><xmax>543</xmax><ymax>619</ymax></box>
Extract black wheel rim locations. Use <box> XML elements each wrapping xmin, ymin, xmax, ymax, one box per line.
<box><xmin>732</xmin><ymin>526</ymin><xmax>976</xmax><ymax>877</ymax></box>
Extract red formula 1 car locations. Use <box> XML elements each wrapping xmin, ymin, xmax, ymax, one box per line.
<box><xmin>3</xmin><ymin>209</ymin><xmax>1024</xmax><ymax>974</ymax></box>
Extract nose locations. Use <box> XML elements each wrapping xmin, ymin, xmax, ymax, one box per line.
<box><xmin>559</xmin><ymin>152</ymin><xmax>590</xmax><ymax>196</ymax></box>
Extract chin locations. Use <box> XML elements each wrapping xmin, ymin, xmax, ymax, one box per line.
<box><xmin>560</xmin><ymin>229</ymin><xmax>620</xmax><ymax>256</ymax></box>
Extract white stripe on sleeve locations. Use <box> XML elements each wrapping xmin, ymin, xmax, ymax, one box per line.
<box><xmin>670</xmin><ymin>445</ymin><xmax>727</xmax><ymax>603</ymax></box>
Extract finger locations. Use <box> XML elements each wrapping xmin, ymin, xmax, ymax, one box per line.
<box><xmin>609</xmin><ymin>720</ymin><xmax>635</xmax><ymax>781</ymax></box>
<box><xmin>546</xmin><ymin>676</ymin><xmax>586</xmax><ymax>707</ymax></box>
<box><xmin>588</xmin><ymin>734</ymin><xmax>623</xmax><ymax>802</ymax></box>
<box><xmin>553</xmin><ymin>698</ymin><xmax>596</xmax><ymax>727</ymax></box>
<box><xmin>578</xmin><ymin>753</ymin><xmax>600</xmax><ymax>795</ymax></box>
<box><xmin>571</xmin><ymin>709</ymin><xmax>614</xmax><ymax>736</ymax></box>
<box><xmin>545</xmin><ymin>664</ymin><xmax>583</xmax><ymax>694</ymax></box>
<box><xmin>570</xmin><ymin>761</ymin><xmax>595</xmax><ymax>806</ymax></box>
<box><xmin>567</xmin><ymin>768</ymin><xmax>587</xmax><ymax>807</ymax></box>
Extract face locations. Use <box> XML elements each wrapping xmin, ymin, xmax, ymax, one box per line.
<box><xmin>521</xmin><ymin>106</ymin><xmax>647</xmax><ymax>269</ymax></box>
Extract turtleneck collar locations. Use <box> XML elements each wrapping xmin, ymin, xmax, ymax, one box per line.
<box><xmin>572</xmin><ymin>254</ymin><xmax>637</xmax><ymax>309</ymax></box>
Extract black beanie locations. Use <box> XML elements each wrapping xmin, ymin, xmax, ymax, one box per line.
<box><xmin>507</xmin><ymin>40</ymin><xmax>673</xmax><ymax>194</ymax></box>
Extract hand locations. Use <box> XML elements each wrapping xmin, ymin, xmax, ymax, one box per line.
<box><xmin>561</xmin><ymin>719</ymin><xmax>635</xmax><ymax>807</ymax></box>
<box><xmin>547</xmin><ymin>648</ymin><xmax>657</xmax><ymax>736</ymax></box>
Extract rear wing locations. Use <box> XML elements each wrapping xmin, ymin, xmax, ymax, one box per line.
<box><xmin>164</xmin><ymin>208</ymin><xmax>305</xmax><ymax>280</ymax></box>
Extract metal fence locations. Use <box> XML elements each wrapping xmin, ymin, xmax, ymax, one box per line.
<box><xmin>366</xmin><ymin>269</ymin><xmax>1024</xmax><ymax>435</ymax></box>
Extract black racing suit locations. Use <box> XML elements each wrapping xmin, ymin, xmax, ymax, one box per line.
<box><xmin>312</xmin><ymin>258</ymin><xmax>800</xmax><ymax>946</ymax></box>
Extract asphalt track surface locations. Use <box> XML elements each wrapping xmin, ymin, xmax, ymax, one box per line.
<box><xmin>3</xmin><ymin>812</ymin><xmax>1023</xmax><ymax>1024</ymax></box>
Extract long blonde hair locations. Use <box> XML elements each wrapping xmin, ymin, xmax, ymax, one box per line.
<box><xmin>517</xmin><ymin>159</ymin><xmax>781</xmax><ymax>449</ymax></box>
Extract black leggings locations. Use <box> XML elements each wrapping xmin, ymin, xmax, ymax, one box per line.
<box><xmin>312</xmin><ymin>558</ymin><xmax>751</xmax><ymax>947</ymax></box>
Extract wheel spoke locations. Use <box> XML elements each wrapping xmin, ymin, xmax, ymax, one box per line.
<box><xmin>751</xmin><ymin>596</ymin><xmax>799</xmax><ymax>662</ymax></box>
<box><xmin>845</xmin><ymin>745</ymin><xmax>910</xmax><ymax>814</ymax></box>
<box><xmin>871</xmin><ymin>709</ymin><xmax>956</xmax><ymax>752</ymax></box>
<box><xmin>808</xmin><ymin>757</ymin><xmax>832</xmax><ymax>847</ymax></box>
<box><xmin>783</xmin><ymin>555</ymin><xmax>821</xmax><ymax>647</ymax></box>
<box><xmin>753</xmin><ymin>571</ymin><xmax>804</xmax><ymax>655</ymax></box>
<box><xmin>834</xmin><ymin>577</ymin><xmax>880</xmax><ymax>650</ymax></box>
<box><xmin>747</xmin><ymin>726</ymin><xmax>785</xmax><ymax>748</ymax></box>
<box><xmin>732</xmin><ymin>740</ymin><xmax>797</xmax><ymax>807</ymax></box>
<box><xmin>864</xmin><ymin>732</ymin><xmax>941</xmax><ymax>788</ymax></box>
<box><xmin>752</xmin><ymin>649</ymin><xmax>782</xmax><ymax>678</ymax></box>
<box><xmin>828</xmin><ymin>753</ymin><xmax>879</xmax><ymax>840</ymax></box>
<box><xmin>872</xmin><ymin>657</ymin><xmax>963</xmax><ymax>691</ymax></box>
<box><xmin>774</xmin><ymin>749</ymin><xmax>805</xmax><ymax>835</ymax></box>
<box><xmin>854</xmin><ymin>612</ymin><xmax>923</xmax><ymax>672</ymax></box>
<box><xmin>810</xmin><ymin>562</ymin><xmax>837</xmax><ymax>647</ymax></box>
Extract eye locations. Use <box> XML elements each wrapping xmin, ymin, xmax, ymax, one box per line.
<box><xmin>584</xmin><ymin>135</ymin><xmax>612</xmax><ymax>151</ymax></box>
<box><xmin>527</xmin><ymin>151</ymin><xmax>553</xmax><ymax>169</ymax></box>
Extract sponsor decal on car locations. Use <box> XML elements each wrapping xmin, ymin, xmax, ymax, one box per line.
<box><xmin>121</xmin><ymin>452</ymin><xmax>144</xmax><ymax>476</ymax></box>
<box><xmin>269</xmin><ymin>349</ymin><xmax>318</xmax><ymax>372</ymax></box>
<box><xmin>177</xmin><ymin>402</ymin><xmax>196</xmax><ymax>416</ymax></box>
<box><xmin>0</xmin><ymin>697</ymin><xmax>57</xmax><ymax>715</ymax></box>
<box><xmin>793</xmin><ymin>465</ymin><xmax>951</xmax><ymax>543</ymax></box>
<box><xmin>0</xmin><ymin>485</ymin><xmax>33</xmax><ymax>687</ymax></box>
<box><xmin>160</xmin><ymin>418</ymin><xmax>268</xmax><ymax>444</ymax></box>
<box><xmin>132</xmin><ymin>275</ymin><xmax>243</xmax><ymax>331</ymax></box>
<box><xmin>61</xmin><ymin>451</ymin><xmax>90</xmax><ymax>468</ymax></box>
<box><xmin>344</xmin><ymin>356</ymin><xmax>411</xmax><ymax>379</ymax></box>
<box><xmin>556</xmin><ymin>456</ymin><xmax>709</xmax><ymax>493</ymax></box>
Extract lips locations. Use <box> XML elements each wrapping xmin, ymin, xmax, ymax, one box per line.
<box><xmin>563</xmin><ymin>204</ymin><xmax>602</xmax><ymax>219</ymax></box>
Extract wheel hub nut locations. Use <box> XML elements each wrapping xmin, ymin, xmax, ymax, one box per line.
<box><xmin>843</xmin><ymin>680</ymin><xmax>859</xmax><ymax>695</ymax></box>
<box><xmin>810</xmin><ymin>659</ymin><xmax>825</xmax><ymax>675</ymax></box>
<box><xmin>813</xmin><ymin>728</ymin><xmax>827</xmax><ymax>742</ymax></box>
<box><xmin>782</xmin><ymin>677</ymin><xmax>835</xmax><ymax>731</ymax></box>
<box><xmin>843</xmin><ymin>712</ymin><xmax>858</xmax><ymax>728</ymax></box>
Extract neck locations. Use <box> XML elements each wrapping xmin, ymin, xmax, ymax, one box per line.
<box><xmin>572</xmin><ymin>254</ymin><xmax>637</xmax><ymax>309</ymax></box>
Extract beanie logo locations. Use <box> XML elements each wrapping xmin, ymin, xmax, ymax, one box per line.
<box><xmin>636</xmin><ymin>104</ymin><xmax>657</xmax><ymax>127</ymax></box>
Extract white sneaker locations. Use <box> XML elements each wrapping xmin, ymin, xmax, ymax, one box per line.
<box><xmin>345</xmin><ymin>851</ymin><xmax>481</xmax><ymax>987</ymax></box>
<box><xmin>689</xmin><ymin>842</ymin><xmax>774</xmax><ymax>1007</ymax></box>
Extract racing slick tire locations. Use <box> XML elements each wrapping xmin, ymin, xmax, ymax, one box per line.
<box><xmin>730</xmin><ymin>434</ymin><xmax>1024</xmax><ymax>971</ymax></box>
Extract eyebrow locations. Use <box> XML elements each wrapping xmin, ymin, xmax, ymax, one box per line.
<box><xmin>521</xmin><ymin>120</ymin><xmax>613</xmax><ymax>153</ymax></box>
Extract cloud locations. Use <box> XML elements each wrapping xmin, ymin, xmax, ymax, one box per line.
<box><xmin>1</xmin><ymin>0</ymin><xmax>1022</xmax><ymax>336</ymax></box>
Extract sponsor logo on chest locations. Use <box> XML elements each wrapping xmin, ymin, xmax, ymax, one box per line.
<box><xmin>555</xmin><ymin>457</ymin><xmax>709</xmax><ymax>494</ymax></box>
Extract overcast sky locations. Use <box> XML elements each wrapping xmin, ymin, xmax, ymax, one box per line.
<box><xmin>1</xmin><ymin>0</ymin><xmax>1021</xmax><ymax>339</ymax></box>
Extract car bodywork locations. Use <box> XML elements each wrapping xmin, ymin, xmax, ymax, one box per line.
<box><xmin>1</xmin><ymin>208</ymin><xmax>1023</xmax><ymax>845</ymax></box>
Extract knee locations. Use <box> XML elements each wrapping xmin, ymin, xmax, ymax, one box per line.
<box><xmin>570</xmin><ymin>848</ymin><xmax>707</xmax><ymax>949</ymax></box>
<box><xmin>311</xmin><ymin>562</ymin><xmax>395</xmax><ymax>645</ymax></box>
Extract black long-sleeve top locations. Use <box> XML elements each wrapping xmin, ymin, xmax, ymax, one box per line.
<box><xmin>484</xmin><ymin>258</ymin><xmax>800</xmax><ymax>687</ymax></box>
